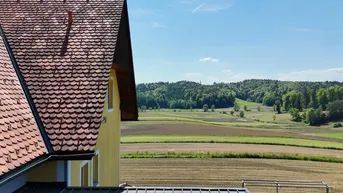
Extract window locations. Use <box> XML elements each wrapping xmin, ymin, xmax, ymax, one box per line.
<box><xmin>93</xmin><ymin>150</ymin><xmax>100</xmax><ymax>186</ymax></box>
<box><xmin>108</xmin><ymin>77</ymin><xmax>114</xmax><ymax>111</ymax></box>
<box><xmin>80</xmin><ymin>161</ymin><xmax>89</xmax><ymax>187</ymax></box>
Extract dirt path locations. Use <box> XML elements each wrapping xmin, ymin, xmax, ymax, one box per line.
<box><xmin>121</xmin><ymin>124</ymin><xmax>343</xmax><ymax>143</ymax></box>
<box><xmin>121</xmin><ymin>158</ymin><xmax>343</xmax><ymax>193</ymax></box>
<box><xmin>121</xmin><ymin>143</ymin><xmax>343</xmax><ymax>158</ymax></box>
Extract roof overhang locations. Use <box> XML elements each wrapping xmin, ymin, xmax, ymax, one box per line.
<box><xmin>113</xmin><ymin>0</ymin><xmax>138</xmax><ymax>121</ymax></box>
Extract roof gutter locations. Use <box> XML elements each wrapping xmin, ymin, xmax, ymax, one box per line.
<box><xmin>0</xmin><ymin>25</ymin><xmax>54</xmax><ymax>154</ymax></box>
<box><xmin>50</xmin><ymin>152</ymin><xmax>95</xmax><ymax>160</ymax></box>
<box><xmin>0</xmin><ymin>151</ymin><xmax>95</xmax><ymax>186</ymax></box>
<box><xmin>0</xmin><ymin>155</ymin><xmax>51</xmax><ymax>186</ymax></box>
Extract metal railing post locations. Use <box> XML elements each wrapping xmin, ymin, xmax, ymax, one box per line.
<box><xmin>276</xmin><ymin>183</ymin><xmax>279</xmax><ymax>193</ymax></box>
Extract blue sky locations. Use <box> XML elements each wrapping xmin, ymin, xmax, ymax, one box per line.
<box><xmin>127</xmin><ymin>0</ymin><xmax>343</xmax><ymax>84</ymax></box>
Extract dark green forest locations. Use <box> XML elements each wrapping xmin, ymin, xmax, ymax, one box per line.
<box><xmin>137</xmin><ymin>79</ymin><xmax>343</xmax><ymax>110</ymax></box>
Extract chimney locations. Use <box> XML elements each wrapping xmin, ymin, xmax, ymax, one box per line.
<box><xmin>60</xmin><ymin>11</ymin><xmax>73</xmax><ymax>56</ymax></box>
<box><xmin>68</xmin><ymin>11</ymin><xmax>73</xmax><ymax>27</ymax></box>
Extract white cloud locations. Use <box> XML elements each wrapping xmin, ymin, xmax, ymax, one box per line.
<box><xmin>225</xmin><ymin>73</ymin><xmax>265</xmax><ymax>82</ymax></box>
<box><xmin>151</xmin><ymin>21</ymin><xmax>166</xmax><ymax>28</ymax></box>
<box><xmin>206</xmin><ymin>76</ymin><xmax>219</xmax><ymax>82</ymax></box>
<box><xmin>192</xmin><ymin>3</ymin><xmax>206</xmax><ymax>13</ymax></box>
<box><xmin>222</xmin><ymin>69</ymin><xmax>232</xmax><ymax>73</ymax></box>
<box><xmin>129</xmin><ymin>8</ymin><xmax>156</xmax><ymax>16</ymax></box>
<box><xmin>184</xmin><ymin>72</ymin><xmax>202</xmax><ymax>77</ymax></box>
<box><xmin>184</xmin><ymin>72</ymin><xmax>202</xmax><ymax>82</ymax></box>
<box><xmin>182</xmin><ymin>67</ymin><xmax>343</xmax><ymax>85</ymax></box>
<box><xmin>294</xmin><ymin>28</ymin><xmax>322</xmax><ymax>33</ymax></box>
<box><xmin>180</xmin><ymin>0</ymin><xmax>194</xmax><ymax>4</ymax></box>
<box><xmin>192</xmin><ymin>0</ymin><xmax>234</xmax><ymax>13</ymax></box>
<box><xmin>183</xmin><ymin>70</ymin><xmax>265</xmax><ymax>84</ymax></box>
<box><xmin>277</xmin><ymin>67</ymin><xmax>343</xmax><ymax>81</ymax></box>
<box><xmin>199</xmin><ymin>57</ymin><xmax>219</xmax><ymax>62</ymax></box>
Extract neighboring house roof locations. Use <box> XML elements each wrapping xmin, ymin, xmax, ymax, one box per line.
<box><xmin>0</xmin><ymin>0</ymin><xmax>137</xmax><ymax>183</ymax></box>
<box><xmin>14</xmin><ymin>183</ymin><xmax>252</xmax><ymax>193</ymax></box>
<box><xmin>0</xmin><ymin>35</ymin><xmax>47</xmax><ymax>177</ymax></box>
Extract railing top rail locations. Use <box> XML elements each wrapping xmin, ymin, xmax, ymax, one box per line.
<box><xmin>241</xmin><ymin>179</ymin><xmax>332</xmax><ymax>190</ymax></box>
<box><xmin>241</xmin><ymin>179</ymin><xmax>324</xmax><ymax>183</ymax></box>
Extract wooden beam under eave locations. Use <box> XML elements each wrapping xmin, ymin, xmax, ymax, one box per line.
<box><xmin>112</xmin><ymin>63</ymin><xmax>127</xmax><ymax>73</ymax></box>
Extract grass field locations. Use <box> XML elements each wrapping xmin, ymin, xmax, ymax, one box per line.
<box><xmin>121</xmin><ymin>109</ymin><xmax>343</xmax><ymax>191</ymax></box>
<box><xmin>317</xmin><ymin>132</ymin><xmax>343</xmax><ymax>139</ymax></box>
<box><xmin>235</xmin><ymin>98</ymin><xmax>262</xmax><ymax>108</ymax></box>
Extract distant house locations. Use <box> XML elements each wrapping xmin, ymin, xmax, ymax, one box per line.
<box><xmin>0</xmin><ymin>0</ymin><xmax>137</xmax><ymax>191</ymax></box>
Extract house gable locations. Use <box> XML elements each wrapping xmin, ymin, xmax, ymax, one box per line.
<box><xmin>0</xmin><ymin>0</ymin><xmax>127</xmax><ymax>153</ymax></box>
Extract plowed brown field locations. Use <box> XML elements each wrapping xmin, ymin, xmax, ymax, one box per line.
<box><xmin>121</xmin><ymin>158</ymin><xmax>343</xmax><ymax>193</ymax></box>
<box><xmin>121</xmin><ymin>143</ymin><xmax>343</xmax><ymax>158</ymax></box>
<box><xmin>121</xmin><ymin>124</ymin><xmax>343</xmax><ymax>143</ymax></box>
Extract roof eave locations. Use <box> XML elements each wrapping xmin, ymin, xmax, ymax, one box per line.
<box><xmin>0</xmin><ymin>154</ymin><xmax>50</xmax><ymax>186</ymax></box>
<box><xmin>50</xmin><ymin>151</ymin><xmax>95</xmax><ymax>160</ymax></box>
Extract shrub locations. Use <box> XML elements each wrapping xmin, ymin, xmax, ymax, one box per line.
<box><xmin>230</xmin><ymin>111</ymin><xmax>234</xmax><ymax>116</ymax></box>
<box><xmin>223</xmin><ymin>111</ymin><xmax>227</xmax><ymax>114</ymax></box>
<box><xmin>273</xmin><ymin>115</ymin><xmax>276</xmax><ymax>121</ymax></box>
<box><xmin>327</xmin><ymin>100</ymin><xmax>343</xmax><ymax>121</ymax></box>
<box><xmin>211</xmin><ymin>105</ymin><xmax>215</xmax><ymax>112</ymax></box>
<box><xmin>203</xmin><ymin>104</ymin><xmax>209</xmax><ymax>112</ymax></box>
<box><xmin>274</xmin><ymin>101</ymin><xmax>281</xmax><ymax>114</ymax></box>
<box><xmin>141</xmin><ymin>105</ymin><xmax>147</xmax><ymax>112</ymax></box>
<box><xmin>234</xmin><ymin>102</ymin><xmax>240</xmax><ymax>111</ymax></box>
<box><xmin>289</xmin><ymin>108</ymin><xmax>301</xmax><ymax>122</ymax></box>
<box><xmin>333</xmin><ymin>122</ymin><xmax>343</xmax><ymax>128</ymax></box>
<box><xmin>257</xmin><ymin>106</ymin><xmax>261</xmax><ymax>111</ymax></box>
<box><xmin>244</xmin><ymin>105</ymin><xmax>248</xmax><ymax>111</ymax></box>
<box><xmin>239</xmin><ymin>111</ymin><xmax>244</xmax><ymax>118</ymax></box>
<box><xmin>254</xmin><ymin>118</ymin><xmax>260</xmax><ymax>122</ymax></box>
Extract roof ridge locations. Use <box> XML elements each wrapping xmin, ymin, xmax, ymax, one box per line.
<box><xmin>0</xmin><ymin>25</ymin><xmax>54</xmax><ymax>154</ymax></box>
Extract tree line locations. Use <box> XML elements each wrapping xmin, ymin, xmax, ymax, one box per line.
<box><xmin>137</xmin><ymin>80</ymin><xmax>343</xmax><ymax>110</ymax></box>
<box><xmin>283</xmin><ymin>87</ymin><xmax>343</xmax><ymax>126</ymax></box>
<box><xmin>137</xmin><ymin>81</ymin><xmax>236</xmax><ymax>109</ymax></box>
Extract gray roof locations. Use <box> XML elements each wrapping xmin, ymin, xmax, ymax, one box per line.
<box><xmin>62</xmin><ymin>187</ymin><xmax>251</xmax><ymax>193</ymax></box>
<box><xmin>14</xmin><ymin>183</ymin><xmax>251</xmax><ymax>193</ymax></box>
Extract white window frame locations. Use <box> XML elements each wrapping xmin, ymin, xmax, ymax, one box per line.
<box><xmin>92</xmin><ymin>149</ymin><xmax>100</xmax><ymax>187</ymax></box>
<box><xmin>80</xmin><ymin>160</ymin><xmax>90</xmax><ymax>186</ymax></box>
<box><xmin>108</xmin><ymin>77</ymin><xmax>114</xmax><ymax>112</ymax></box>
<box><xmin>67</xmin><ymin>161</ymin><xmax>71</xmax><ymax>187</ymax></box>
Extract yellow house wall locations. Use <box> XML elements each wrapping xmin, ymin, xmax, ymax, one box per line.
<box><xmin>26</xmin><ymin>161</ymin><xmax>58</xmax><ymax>182</ymax></box>
<box><xmin>69</xmin><ymin>68</ymin><xmax>121</xmax><ymax>186</ymax></box>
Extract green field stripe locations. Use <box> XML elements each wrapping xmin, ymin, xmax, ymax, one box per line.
<box><xmin>121</xmin><ymin>135</ymin><xmax>343</xmax><ymax>150</ymax></box>
<box><xmin>121</xmin><ymin>152</ymin><xmax>343</xmax><ymax>163</ymax></box>
<box><xmin>316</xmin><ymin>133</ymin><xmax>343</xmax><ymax>139</ymax></box>
<box><xmin>121</xmin><ymin>141</ymin><xmax>343</xmax><ymax>150</ymax></box>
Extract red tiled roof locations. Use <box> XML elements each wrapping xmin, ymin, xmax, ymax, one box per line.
<box><xmin>0</xmin><ymin>35</ymin><xmax>47</xmax><ymax>176</ymax></box>
<box><xmin>0</xmin><ymin>0</ymin><xmax>128</xmax><ymax>153</ymax></box>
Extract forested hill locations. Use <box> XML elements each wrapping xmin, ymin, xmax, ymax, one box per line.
<box><xmin>136</xmin><ymin>79</ymin><xmax>343</xmax><ymax>109</ymax></box>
